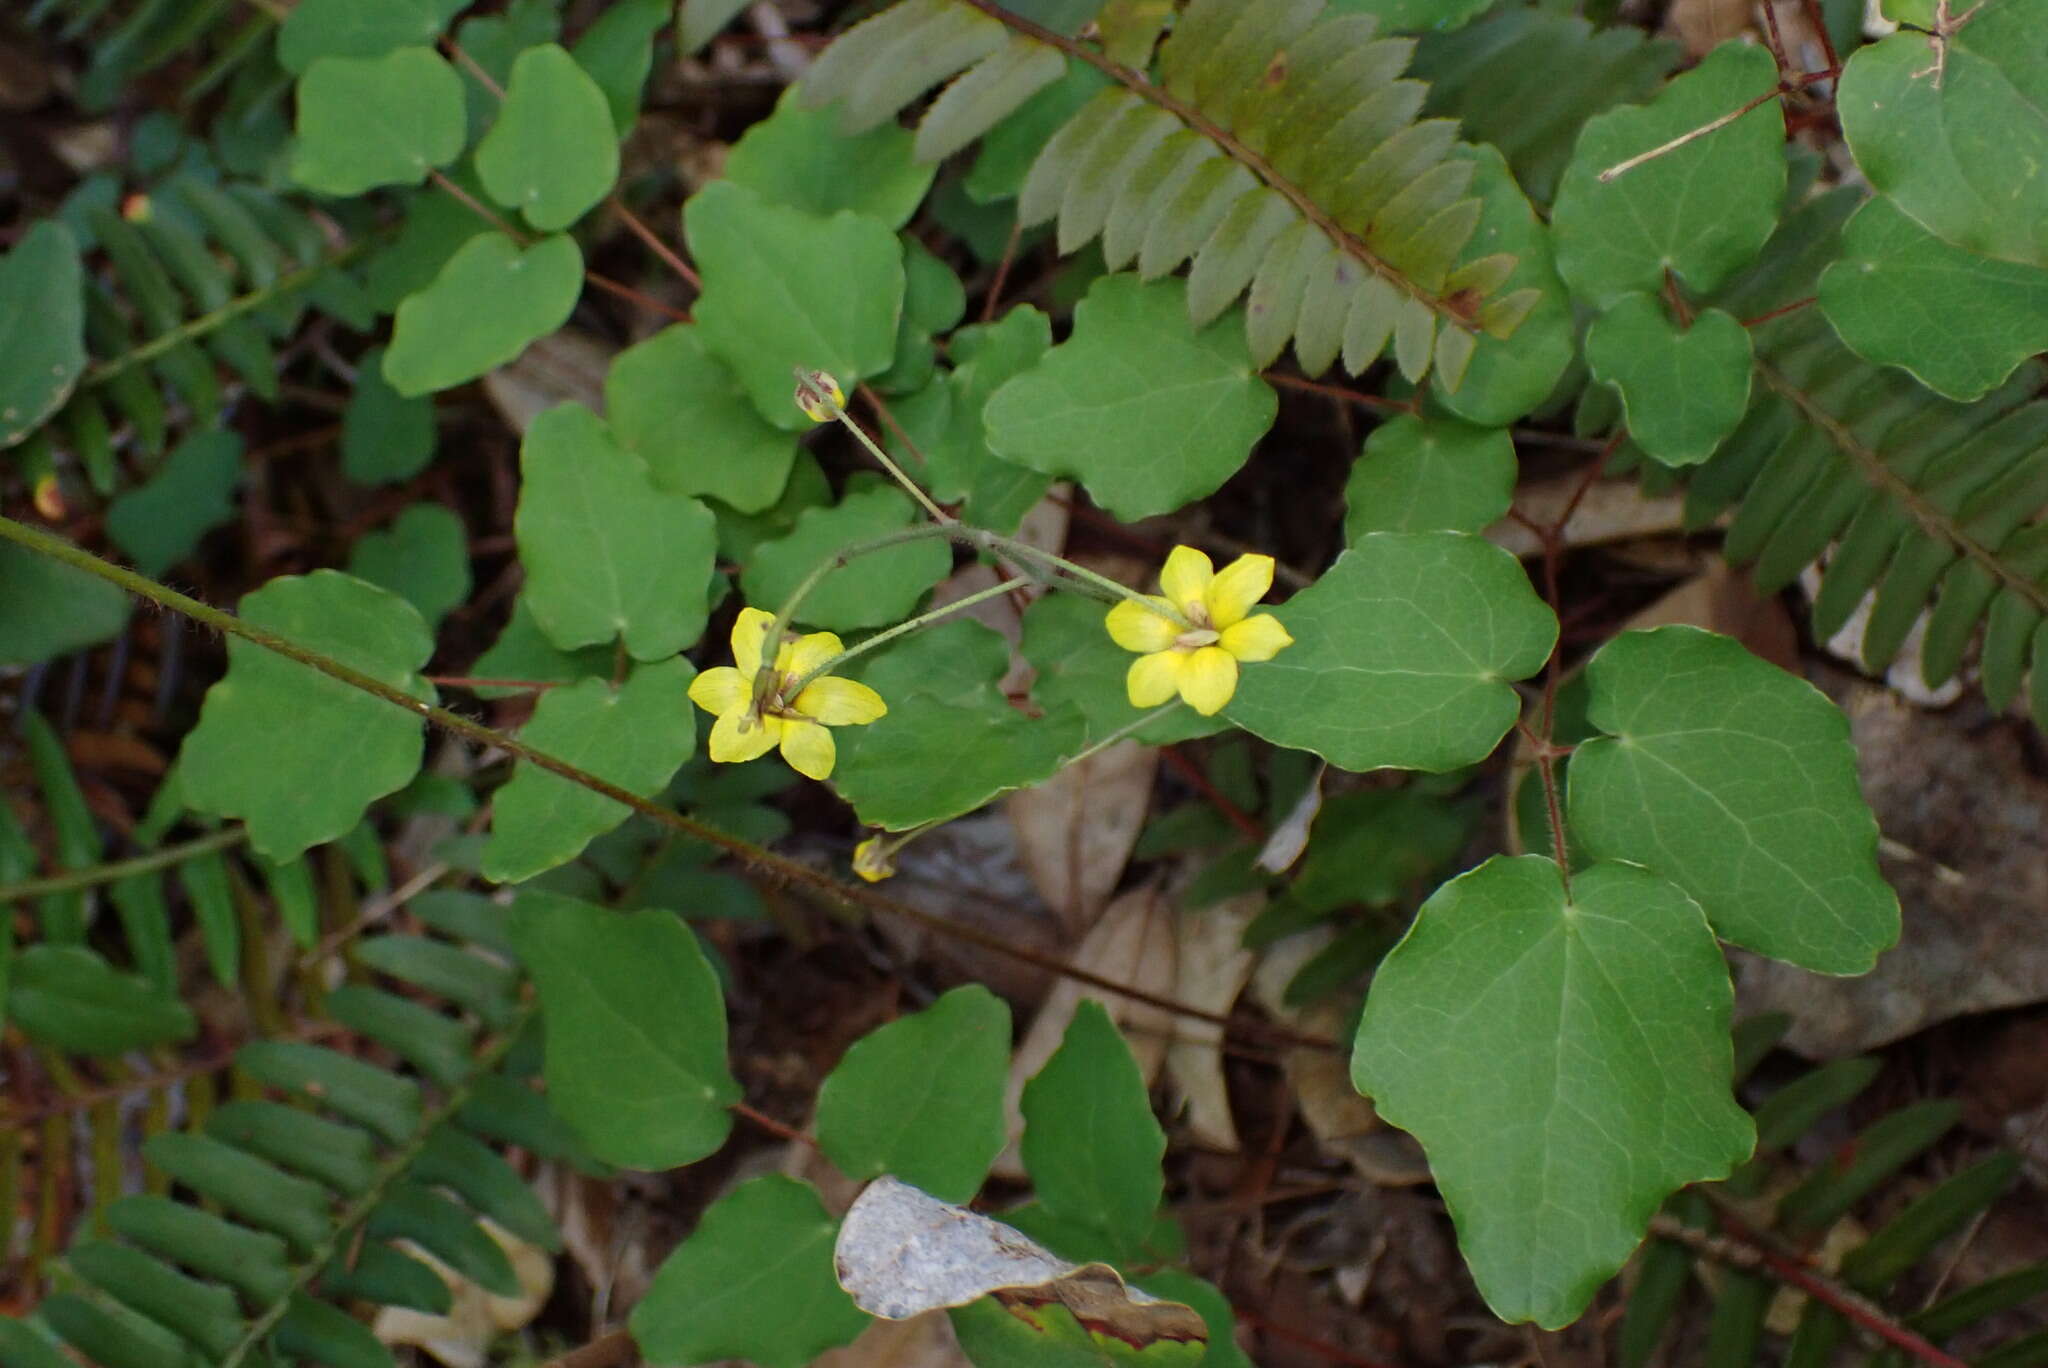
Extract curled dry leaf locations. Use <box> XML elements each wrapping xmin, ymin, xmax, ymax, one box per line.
<box><xmin>1486</xmin><ymin>473</ymin><xmax>1691</xmax><ymax>558</ymax></box>
<box><xmin>835</xmin><ymin>1176</ymin><xmax>1207</xmax><ymax>1348</ymax></box>
<box><xmin>480</xmin><ymin>327</ymin><xmax>615</xmax><ymax>434</ymax></box>
<box><xmin>1163</xmin><ymin>889</ymin><xmax>1261</xmax><ymax>1152</ymax></box>
<box><xmin>1256</xmin><ymin>761</ymin><xmax>1326</xmax><ymax>874</ymax></box>
<box><xmin>372</xmin><ymin>1221</ymin><xmax>554</xmax><ymax>1368</ymax></box>
<box><xmin>995</xmin><ymin>886</ymin><xmax>1177</xmax><ymax>1177</ymax></box>
<box><xmin>1007</xmin><ymin>738</ymin><xmax>1159</xmax><ymax>937</ymax></box>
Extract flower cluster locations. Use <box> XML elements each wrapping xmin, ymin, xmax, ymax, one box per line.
<box><xmin>687</xmin><ymin>607</ymin><xmax>885</xmax><ymax>780</ymax></box>
<box><xmin>1105</xmin><ymin>546</ymin><xmax>1293</xmax><ymax>716</ymax></box>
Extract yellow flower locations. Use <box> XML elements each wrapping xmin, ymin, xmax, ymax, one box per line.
<box><xmin>851</xmin><ymin>836</ymin><xmax>895</xmax><ymax>882</ymax></box>
<box><xmin>687</xmin><ymin>607</ymin><xmax>886</xmax><ymax>780</ymax></box>
<box><xmin>1104</xmin><ymin>546</ymin><xmax>1294</xmax><ymax>716</ymax></box>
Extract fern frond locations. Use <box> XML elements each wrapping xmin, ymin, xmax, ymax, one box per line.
<box><xmin>1</xmin><ymin>910</ymin><xmax>570</xmax><ymax>1368</ymax></box>
<box><xmin>1620</xmin><ymin>1017</ymin><xmax>2036</xmax><ymax>1368</ymax></box>
<box><xmin>30</xmin><ymin>0</ymin><xmax>278</xmax><ymax>112</ymax></box>
<box><xmin>803</xmin><ymin>0</ymin><xmax>1534</xmax><ymax>388</ymax></box>
<box><xmin>1656</xmin><ymin>188</ymin><xmax>2048</xmax><ymax>734</ymax></box>
<box><xmin>1411</xmin><ymin>9</ymin><xmax>1680</xmax><ymax>207</ymax></box>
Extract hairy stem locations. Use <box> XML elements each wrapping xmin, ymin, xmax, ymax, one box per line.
<box><xmin>0</xmin><ymin>516</ymin><xmax>1326</xmax><ymax>1052</ymax></box>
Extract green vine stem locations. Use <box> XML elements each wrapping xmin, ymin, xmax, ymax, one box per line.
<box><xmin>0</xmin><ymin>514</ymin><xmax>1325</xmax><ymax>1052</ymax></box>
<box><xmin>0</xmin><ymin>827</ymin><xmax>248</xmax><ymax>902</ymax></box>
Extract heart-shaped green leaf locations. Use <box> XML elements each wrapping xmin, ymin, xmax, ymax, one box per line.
<box><xmin>1584</xmin><ymin>294</ymin><xmax>1753</xmax><ymax>468</ymax></box>
<box><xmin>1225</xmin><ymin>533</ymin><xmax>1556</xmax><ymax>773</ymax></box>
<box><xmin>631</xmin><ymin>1176</ymin><xmax>868</xmax><ymax>1368</ymax></box>
<box><xmin>1552</xmin><ymin>42</ymin><xmax>1784</xmax><ymax>306</ymax></box>
<box><xmin>726</xmin><ymin>86</ymin><xmax>935</xmax><ymax>229</ymax></box>
<box><xmin>515</xmin><ymin>403</ymin><xmax>719</xmax><ymax>660</ymax></box>
<box><xmin>483</xmin><ymin>657</ymin><xmax>697</xmax><ymax>884</ymax></box>
<box><xmin>180</xmin><ymin>571</ymin><xmax>435</xmax><ymax>860</ymax></box>
<box><xmin>814</xmin><ymin>985</ymin><xmax>1012</xmax><ymax>1202</ymax></box>
<box><xmin>686</xmin><ymin>180</ymin><xmax>905</xmax><ymax>429</ymax></box>
<box><xmin>511</xmin><ymin>893</ymin><xmax>740</xmax><ymax>1169</ymax></box>
<box><xmin>1355</xmin><ymin>856</ymin><xmax>1753</xmax><ymax>1327</ymax></box>
<box><xmin>383</xmin><ymin>231</ymin><xmax>583</xmax><ymax>396</ymax></box>
<box><xmin>1566</xmin><ymin>626</ymin><xmax>1899</xmax><ymax>974</ymax></box>
<box><xmin>605</xmin><ymin>324</ymin><xmax>798</xmax><ymax>514</ymax></box>
<box><xmin>346</xmin><ymin>504</ymin><xmax>470</xmax><ymax>630</ymax></box>
<box><xmin>1344</xmin><ymin>414</ymin><xmax>1516</xmax><ymax>538</ymax></box>
<box><xmin>1819</xmin><ymin>195</ymin><xmax>2048</xmax><ymax>402</ymax></box>
<box><xmin>1839</xmin><ymin>9</ymin><xmax>2048</xmax><ymax>270</ymax></box>
<box><xmin>0</xmin><ymin>221</ymin><xmax>86</xmax><ymax>449</ymax></box>
<box><xmin>983</xmin><ymin>274</ymin><xmax>1276</xmax><ymax>522</ymax></box>
<box><xmin>290</xmin><ymin>48</ymin><xmax>466</xmax><ymax>195</ymax></box>
<box><xmin>106</xmin><ymin>430</ymin><xmax>243</xmax><ymax>576</ymax></box>
<box><xmin>277</xmin><ymin>0</ymin><xmax>465</xmax><ymax>73</ymax></box>
<box><xmin>475</xmin><ymin>43</ymin><xmax>619</xmax><ymax>231</ymax></box>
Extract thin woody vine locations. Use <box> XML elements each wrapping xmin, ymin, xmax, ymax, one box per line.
<box><xmin>691</xmin><ymin>368</ymin><xmax>1296</xmax><ymax>882</ymax></box>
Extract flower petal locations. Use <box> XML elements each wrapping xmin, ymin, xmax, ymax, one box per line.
<box><xmin>778</xmin><ymin>718</ymin><xmax>837</xmax><ymax>780</ymax></box>
<box><xmin>796</xmin><ymin>675</ymin><xmax>887</xmax><ymax>726</ymax></box>
<box><xmin>1105</xmin><ymin>597</ymin><xmax>1180</xmax><ymax>653</ymax></box>
<box><xmin>688</xmin><ymin>666</ymin><xmax>751</xmax><ymax>716</ymax></box>
<box><xmin>709</xmin><ymin>708</ymin><xmax>780</xmax><ymax>764</ymax></box>
<box><xmin>1158</xmin><ymin>545</ymin><xmax>1214</xmax><ymax>616</ymax></box>
<box><xmin>852</xmin><ymin>836</ymin><xmax>895</xmax><ymax>882</ymax></box>
<box><xmin>1177</xmin><ymin>645</ymin><xmax>1239</xmax><ymax>716</ymax></box>
<box><xmin>782</xmin><ymin>629</ymin><xmax>846</xmax><ymax>680</ymax></box>
<box><xmin>1206</xmin><ymin>554</ymin><xmax>1275</xmax><ymax>629</ymax></box>
<box><xmin>1220</xmin><ymin>613</ymin><xmax>1294</xmax><ymax>663</ymax></box>
<box><xmin>730</xmin><ymin>607</ymin><xmax>777</xmax><ymax>676</ymax></box>
<box><xmin>1126</xmin><ymin>650</ymin><xmax>1185</xmax><ymax>708</ymax></box>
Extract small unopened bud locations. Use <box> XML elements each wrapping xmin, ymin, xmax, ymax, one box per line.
<box><xmin>851</xmin><ymin>835</ymin><xmax>895</xmax><ymax>883</ymax></box>
<box><xmin>121</xmin><ymin>193</ymin><xmax>153</xmax><ymax>224</ymax></box>
<box><xmin>793</xmin><ymin>368</ymin><xmax>844</xmax><ymax>423</ymax></box>
<box><xmin>32</xmin><ymin>474</ymin><xmax>65</xmax><ymax>521</ymax></box>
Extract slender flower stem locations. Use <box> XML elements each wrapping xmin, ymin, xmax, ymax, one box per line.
<box><xmin>821</xmin><ymin>395</ymin><xmax>953</xmax><ymax>524</ymax></box>
<box><xmin>0</xmin><ymin>827</ymin><xmax>248</xmax><ymax>901</ymax></box>
<box><xmin>1063</xmin><ymin>704</ymin><xmax>1181</xmax><ymax>767</ymax></box>
<box><xmin>787</xmin><ymin>577</ymin><xmax>1030</xmax><ymax>698</ymax></box>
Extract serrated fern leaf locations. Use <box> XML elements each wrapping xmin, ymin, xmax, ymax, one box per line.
<box><xmin>1598</xmin><ymin>187</ymin><xmax>2048</xmax><ymax>738</ymax></box>
<box><xmin>802</xmin><ymin>0</ymin><xmax>1533</xmax><ymax>388</ymax></box>
<box><xmin>30</xmin><ymin>0</ymin><xmax>278</xmax><ymax>112</ymax></box>
<box><xmin>1</xmin><ymin>912</ymin><xmax>567</xmax><ymax>1368</ymax></box>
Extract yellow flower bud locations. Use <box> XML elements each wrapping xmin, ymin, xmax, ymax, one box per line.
<box><xmin>851</xmin><ymin>835</ymin><xmax>895</xmax><ymax>882</ymax></box>
<box><xmin>793</xmin><ymin>368</ymin><xmax>845</xmax><ymax>423</ymax></box>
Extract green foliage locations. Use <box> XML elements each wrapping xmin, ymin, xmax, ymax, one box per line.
<box><xmin>482</xmin><ymin>658</ymin><xmax>699</xmax><ymax>884</ymax></box>
<box><xmin>1354</xmin><ymin>857</ymin><xmax>1753</xmax><ymax>1327</ymax></box>
<box><xmin>814</xmin><ymin>985</ymin><xmax>1012</xmax><ymax>1202</ymax></box>
<box><xmin>475</xmin><ymin>43</ymin><xmax>620</xmax><ymax>231</ymax></box>
<box><xmin>15</xmin><ymin>0</ymin><xmax>2045</xmax><ymax>1355</ymax></box>
<box><xmin>0</xmin><ymin>223</ymin><xmax>87</xmax><ymax>448</ymax></box>
<box><xmin>383</xmin><ymin>232</ymin><xmax>583</xmax><ymax>395</ymax></box>
<box><xmin>288</xmin><ymin>49</ymin><xmax>467</xmax><ymax>196</ymax></box>
<box><xmin>181</xmin><ymin>571</ymin><xmax>435</xmax><ymax>861</ymax></box>
<box><xmin>1224</xmin><ymin>533</ymin><xmax>1556</xmax><ymax>771</ymax></box>
<box><xmin>631</xmin><ymin>1175</ymin><xmax>870</xmax><ymax>1368</ymax></box>
<box><xmin>1021</xmin><ymin>1001</ymin><xmax>1166</xmax><ymax>1261</ymax></box>
<box><xmin>1584</xmin><ymin>296</ymin><xmax>1753</xmax><ymax>468</ymax></box>
<box><xmin>511</xmin><ymin>893</ymin><xmax>740</xmax><ymax>1169</ymax></box>
<box><xmin>984</xmin><ymin>275</ymin><xmax>1276</xmax><ymax>521</ymax></box>
<box><xmin>1566</xmin><ymin>627</ymin><xmax>1897</xmax><ymax>974</ymax></box>
<box><xmin>1837</xmin><ymin>5</ymin><xmax>2048</xmax><ymax>270</ymax></box>
<box><xmin>514</xmin><ymin>403</ymin><xmax>719</xmax><ymax>659</ymax></box>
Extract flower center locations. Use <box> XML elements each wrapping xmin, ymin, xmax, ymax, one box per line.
<box><xmin>1174</xmin><ymin>627</ymin><xmax>1220</xmax><ymax>651</ymax></box>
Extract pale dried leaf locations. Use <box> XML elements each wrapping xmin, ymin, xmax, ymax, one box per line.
<box><xmin>1006</xmin><ymin>739</ymin><xmax>1158</xmax><ymax>937</ymax></box>
<box><xmin>834</xmin><ymin>1177</ymin><xmax>1204</xmax><ymax>1345</ymax></box>
<box><xmin>1486</xmin><ymin>476</ymin><xmax>1691</xmax><ymax>558</ymax></box>
<box><xmin>481</xmin><ymin>327</ymin><xmax>614</xmax><ymax>434</ymax></box>
<box><xmin>372</xmin><ymin>1221</ymin><xmax>554</xmax><ymax>1368</ymax></box>
<box><xmin>1256</xmin><ymin>762</ymin><xmax>1326</xmax><ymax>873</ymax></box>
<box><xmin>1163</xmin><ymin>889</ymin><xmax>1261</xmax><ymax>1152</ymax></box>
<box><xmin>811</xmin><ymin>1311</ymin><xmax>972</xmax><ymax>1368</ymax></box>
